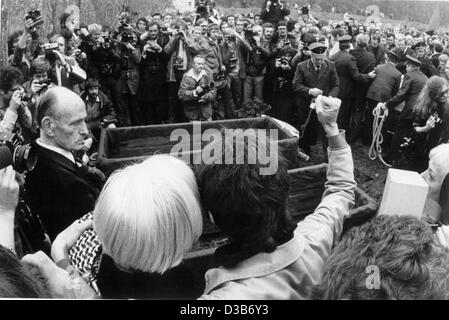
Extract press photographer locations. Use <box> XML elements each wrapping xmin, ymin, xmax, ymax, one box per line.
<box><xmin>179</xmin><ymin>55</ymin><xmax>216</xmax><ymax>121</ymax></box>
<box><xmin>0</xmin><ymin>67</ymin><xmax>33</xmax><ymax>137</ymax></box>
<box><xmin>260</xmin><ymin>0</ymin><xmax>290</xmax><ymax>26</ymax></box>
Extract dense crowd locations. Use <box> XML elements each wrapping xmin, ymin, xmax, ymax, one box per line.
<box><xmin>0</xmin><ymin>0</ymin><xmax>449</xmax><ymax>300</ymax></box>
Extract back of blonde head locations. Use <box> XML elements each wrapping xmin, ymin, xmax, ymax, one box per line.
<box><xmin>94</xmin><ymin>155</ymin><xmax>203</xmax><ymax>274</ymax></box>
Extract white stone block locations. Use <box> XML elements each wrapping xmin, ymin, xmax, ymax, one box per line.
<box><xmin>378</xmin><ymin>169</ymin><xmax>429</xmax><ymax>218</ymax></box>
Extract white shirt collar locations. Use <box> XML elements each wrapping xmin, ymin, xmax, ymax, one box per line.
<box><xmin>36</xmin><ymin>138</ymin><xmax>76</xmax><ymax>164</ymax></box>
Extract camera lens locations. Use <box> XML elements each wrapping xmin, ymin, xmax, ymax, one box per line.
<box><xmin>13</xmin><ymin>144</ymin><xmax>37</xmax><ymax>173</ymax></box>
<box><xmin>0</xmin><ymin>145</ymin><xmax>13</xmax><ymax>171</ymax></box>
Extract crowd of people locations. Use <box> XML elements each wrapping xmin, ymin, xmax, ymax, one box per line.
<box><xmin>0</xmin><ymin>0</ymin><xmax>449</xmax><ymax>300</ymax></box>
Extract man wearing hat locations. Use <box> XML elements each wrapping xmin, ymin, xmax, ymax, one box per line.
<box><xmin>330</xmin><ymin>35</ymin><xmax>376</xmax><ymax>132</ymax></box>
<box><xmin>379</xmin><ymin>53</ymin><xmax>428</xmax><ymax>166</ymax></box>
<box><xmin>293</xmin><ymin>41</ymin><xmax>339</xmax><ymax>154</ymax></box>
<box><xmin>364</xmin><ymin>50</ymin><xmax>402</xmax><ymax>145</ymax></box>
<box><xmin>414</xmin><ymin>41</ymin><xmax>438</xmax><ymax>78</ymax></box>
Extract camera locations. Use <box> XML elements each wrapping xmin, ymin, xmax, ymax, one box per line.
<box><xmin>244</xmin><ymin>28</ymin><xmax>255</xmax><ymax>38</ymax></box>
<box><xmin>25</xmin><ymin>10</ymin><xmax>44</xmax><ymax>29</ymax></box>
<box><xmin>173</xmin><ymin>56</ymin><xmax>185</xmax><ymax>70</ymax></box>
<box><xmin>42</xmin><ymin>43</ymin><xmax>59</xmax><ymax>62</ymax></box>
<box><xmin>229</xmin><ymin>52</ymin><xmax>238</xmax><ymax>69</ymax></box>
<box><xmin>121</xmin><ymin>32</ymin><xmax>132</xmax><ymax>43</ymax></box>
<box><xmin>214</xmin><ymin>69</ymin><xmax>226</xmax><ymax>82</ymax></box>
<box><xmin>0</xmin><ymin>131</ymin><xmax>37</xmax><ymax>174</ymax></box>
<box><xmin>196</xmin><ymin>82</ymin><xmax>214</xmax><ymax>101</ymax></box>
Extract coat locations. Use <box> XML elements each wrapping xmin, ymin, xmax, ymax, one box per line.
<box><xmin>260</xmin><ymin>2</ymin><xmax>290</xmax><ymax>25</ymax></box>
<box><xmin>25</xmin><ymin>143</ymin><xmax>101</xmax><ymax>240</ymax></box>
<box><xmin>178</xmin><ymin>69</ymin><xmax>216</xmax><ymax>114</ymax></box>
<box><xmin>367</xmin><ymin>45</ymin><xmax>387</xmax><ymax>66</ymax></box>
<box><xmin>200</xmin><ymin>136</ymin><xmax>356</xmax><ymax>300</ymax></box>
<box><xmin>366</xmin><ymin>62</ymin><xmax>402</xmax><ymax>103</ymax></box>
<box><xmin>330</xmin><ymin>50</ymin><xmax>370</xmax><ymax>99</ymax></box>
<box><xmin>293</xmin><ymin>59</ymin><xmax>340</xmax><ymax>110</ymax></box>
<box><xmin>385</xmin><ymin>68</ymin><xmax>428</xmax><ymax>120</ymax></box>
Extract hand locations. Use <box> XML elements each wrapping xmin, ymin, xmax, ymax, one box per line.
<box><xmin>0</xmin><ymin>166</ymin><xmax>19</xmax><ymax>216</ymax></box>
<box><xmin>81</xmin><ymin>137</ymin><xmax>93</xmax><ymax>152</ymax></box>
<box><xmin>31</xmin><ymin>80</ymin><xmax>43</xmax><ymax>95</ymax></box>
<box><xmin>80</xmin><ymin>27</ymin><xmax>89</xmax><ymax>37</ymax></box>
<box><xmin>424</xmin><ymin>116</ymin><xmax>437</xmax><ymax>132</ymax></box>
<box><xmin>253</xmin><ymin>36</ymin><xmax>261</xmax><ymax>44</ymax></box>
<box><xmin>125</xmin><ymin>42</ymin><xmax>135</xmax><ymax>51</ymax></box>
<box><xmin>52</xmin><ymin>50</ymin><xmax>65</xmax><ymax>64</ymax></box>
<box><xmin>51</xmin><ymin>219</ymin><xmax>93</xmax><ymax>263</ymax></box>
<box><xmin>309</xmin><ymin>88</ymin><xmax>323</xmax><ymax>97</ymax></box>
<box><xmin>107</xmin><ymin>123</ymin><xmax>116</xmax><ymax>129</ymax></box>
<box><xmin>24</xmin><ymin>18</ymin><xmax>35</xmax><ymax>33</ymax></box>
<box><xmin>195</xmin><ymin>86</ymin><xmax>204</xmax><ymax>95</ymax></box>
<box><xmin>66</xmin><ymin>17</ymin><xmax>77</xmax><ymax>33</ymax></box>
<box><xmin>368</xmin><ymin>71</ymin><xmax>376</xmax><ymax>79</ymax></box>
<box><xmin>275</xmin><ymin>59</ymin><xmax>282</xmax><ymax>68</ymax></box>
<box><xmin>315</xmin><ymin>95</ymin><xmax>341</xmax><ymax>136</ymax></box>
<box><xmin>9</xmin><ymin>89</ymin><xmax>23</xmax><ymax>113</ymax></box>
<box><xmin>266</xmin><ymin>1</ymin><xmax>272</xmax><ymax>8</ymax></box>
<box><xmin>143</xmin><ymin>44</ymin><xmax>151</xmax><ymax>52</ymax></box>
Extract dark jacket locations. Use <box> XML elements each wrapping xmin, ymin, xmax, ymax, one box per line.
<box><xmin>245</xmin><ymin>39</ymin><xmax>272</xmax><ymax>77</ymax></box>
<box><xmin>385</xmin><ymin>68</ymin><xmax>428</xmax><ymax>120</ymax></box>
<box><xmin>419</xmin><ymin>56</ymin><xmax>439</xmax><ymax>78</ymax></box>
<box><xmin>80</xmin><ymin>90</ymin><xmax>117</xmax><ymax>136</ymax></box>
<box><xmin>25</xmin><ymin>143</ymin><xmax>101</xmax><ymax>240</ymax></box>
<box><xmin>293</xmin><ymin>59</ymin><xmax>340</xmax><ymax>109</ymax></box>
<box><xmin>330</xmin><ymin>50</ymin><xmax>370</xmax><ymax>98</ymax></box>
<box><xmin>350</xmin><ymin>47</ymin><xmax>376</xmax><ymax>74</ymax></box>
<box><xmin>137</xmin><ymin>36</ymin><xmax>170</xmax><ymax>101</ymax></box>
<box><xmin>260</xmin><ymin>2</ymin><xmax>290</xmax><ymax>26</ymax></box>
<box><xmin>367</xmin><ymin>45</ymin><xmax>387</xmax><ymax>66</ymax></box>
<box><xmin>97</xmin><ymin>254</ymin><xmax>202</xmax><ymax>299</ymax></box>
<box><xmin>366</xmin><ymin>62</ymin><xmax>402</xmax><ymax>103</ymax></box>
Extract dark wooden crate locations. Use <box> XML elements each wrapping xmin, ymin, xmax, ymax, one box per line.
<box><xmin>97</xmin><ymin>117</ymin><xmax>299</xmax><ymax>176</ymax></box>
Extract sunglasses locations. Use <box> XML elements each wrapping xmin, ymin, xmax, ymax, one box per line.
<box><xmin>311</xmin><ymin>47</ymin><xmax>327</xmax><ymax>54</ymax></box>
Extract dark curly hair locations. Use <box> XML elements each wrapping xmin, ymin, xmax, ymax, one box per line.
<box><xmin>0</xmin><ymin>66</ymin><xmax>24</xmax><ymax>93</ymax></box>
<box><xmin>195</xmin><ymin>129</ymin><xmax>295</xmax><ymax>268</ymax></box>
<box><xmin>315</xmin><ymin>215</ymin><xmax>449</xmax><ymax>300</ymax></box>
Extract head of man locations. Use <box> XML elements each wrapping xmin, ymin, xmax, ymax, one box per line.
<box><xmin>0</xmin><ymin>66</ymin><xmax>24</xmax><ymax>102</ymax></box>
<box><xmin>192</xmin><ymin>27</ymin><xmax>203</xmax><ymax>40</ymax></box>
<box><xmin>309</xmin><ymin>42</ymin><xmax>327</xmax><ymax>67</ymax></box>
<box><xmin>277</xmin><ymin>20</ymin><xmax>288</xmax><ymax>38</ymax></box>
<box><xmin>380</xmin><ymin>36</ymin><xmax>387</xmax><ymax>48</ymax></box>
<box><xmin>227</xmin><ymin>15</ymin><xmax>235</xmax><ymax>28</ymax></box>
<box><xmin>208</xmin><ymin>24</ymin><xmax>220</xmax><ymax>41</ymax></box>
<box><xmin>254</xmin><ymin>14</ymin><xmax>262</xmax><ymax>25</ymax></box>
<box><xmin>192</xmin><ymin>56</ymin><xmax>206</xmax><ymax>74</ymax></box>
<box><xmin>415</xmin><ymin>42</ymin><xmax>426</xmax><ymax>59</ymax></box>
<box><xmin>355</xmin><ymin>33</ymin><xmax>369</xmax><ymax>49</ymax></box>
<box><xmin>396</xmin><ymin>38</ymin><xmax>406</xmax><ymax>51</ymax></box>
<box><xmin>136</xmin><ymin>17</ymin><xmax>148</xmax><ymax>32</ymax></box>
<box><xmin>235</xmin><ymin>20</ymin><xmax>245</xmax><ymax>34</ymax></box>
<box><xmin>152</xmin><ymin>13</ymin><xmax>162</xmax><ymax>23</ymax></box>
<box><xmin>262</xmin><ymin>23</ymin><xmax>274</xmax><ymax>40</ymax></box>
<box><xmin>37</xmin><ymin>86</ymin><xmax>88</xmax><ymax>152</ymax></box>
<box><xmin>439</xmin><ymin>54</ymin><xmax>448</xmax><ymax>69</ymax></box>
<box><xmin>50</xmin><ymin>35</ymin><xmax>66</xmax><ymax>55</ymax></box>
<box><xmin>197</xmin><ymin>18</ymin><xmax>208</xmax><ymax>34</ymax></box>
<box><xmin>371</xmin><ymin>35</ymin><xmax>380</xmax><ymax>48</ymax></box>
<box><xmin>147</xmin><ymin>22</ymin><xmax>159</xmax><ymax>40</ymax></box>
<box><xmin>30</xmin><ymin>58</ymin><xmax>50</xmax><ymax>82</ymax></box>
<box><xmin>387</xmin><ymin>33</ymin><xmax>395</xmax><ymax>46</ymax></box>
<box><xmin>86</xmin><ymin>78</ymin><xmax>100</xmax><ymax>100</ymax></box>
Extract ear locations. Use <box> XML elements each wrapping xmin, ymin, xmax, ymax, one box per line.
<box><xmin>41</xmin><ymin>117</ymin><xmax>55</xmax><ymax>136</ymax></box>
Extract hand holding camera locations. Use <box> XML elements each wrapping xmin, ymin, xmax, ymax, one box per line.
<box><xmin>0</xmin><ymin>166</ymin><xmax>19</xmax><ymax>216</ymax></box>
<box><xmin>424</xmin><ymin>115</ymin><xmax>438</xmax><ymax>132</ymax></box>
<box><xmin>9</xmin><ymin>89</ymin><xmax>25</xmax><ymax>113</ymax></box>
<box><xmin>195</xmin><ymin>85</ymin><xmax>204</xmax><ymax>96</ymax></box>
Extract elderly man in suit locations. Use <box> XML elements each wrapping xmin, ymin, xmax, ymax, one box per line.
<box><xmin>330</xmin><ymin>35</ymin><xmax>376</xmax><ymax>132</ymax></box>
<box><xmin>379</xmin><ymin>54</ymin><xmax>428</xmax><ymax>167</ymax></box>
<box><xmin>293</xmin><ymin>41</ymin><xmax>339</xmax><ymax>155</ymax></box>
<box><xmin>25</xmin><ymin>86</ymin><xmax>104</xmax><ymax>240</ymax></box>
<box><xmin>364</xmin><ymin>51</ymin><xmax>402</xmax><ymax>145</ymax></box>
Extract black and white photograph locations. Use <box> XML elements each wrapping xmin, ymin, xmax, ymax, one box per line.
<box><xmin>0</xmin><ymin>0</ymin><xmax>448</xmax><ymax>307</ymax></box>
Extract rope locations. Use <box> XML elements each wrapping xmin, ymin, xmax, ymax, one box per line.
<box><xmin>369</xmin><ymin>104</ymin><xmax>392</xmax><ymax>167</ymax></box>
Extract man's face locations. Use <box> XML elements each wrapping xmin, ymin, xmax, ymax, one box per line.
<box><xmin>137</xmin><ymin>21</ymin><xmax>147</xmax><ymax>31</ymax></box>
<box><xmin>148</xmin><ymin>25</ymin><xmax>159</xmax><ymax>39</ymax></box>
<box><xmin>210</xmin><ymin>29</ymin><xmax>220</xmax><ymax>40</ymax></box>
<box><xmin>416</xmin><ymin>46</ymin><xmax>426</xmax><ymax>58</ymax></box>
<box><xmin>200</xmin><ymin>22</ymin><xmax>209</xmax><ymax>34</ymax></box>
<box><xmin>193</xmin><ymin>58</ymin><xmax>205</xmax><ymax>73</ymax></box>
<box><xmin>311</xmin><ymin>55</ymin><xmax>325</xmax><ymax>67</ymax></box>
<box><xmin>371</xmin><ymin>39</ymin><xmax>379</xmax><ymax>48</ymax></box>
<box><xmin>227</xmin><ymin>17</ymin><xmax>235</xmax><ymax>27</ymax></box>
<box><xmin>52</xmin><ymin>102</ymin><xmax>88</xmax><ymax>152</ymax></box>
<box><xmin>33</xmin><ymin>72</ymin><xmax>48</xmax><ymax>82</ymax></box>
<box><xmin>278</xmin><ymin>25</ymin><xmax>287</xmax><ymax>37</ymax></box>
<box><xmin>235</xmin><ymin>21</ymin><xmax>244</xmax><ymax>33</ymax></box>
<box><xmin>192</xmin><ymin>28</ymin><xmax>202</xmax><ymax>40</ymax></box>
<box><xmin>55</xmin><ymin>37</ymin><xmax>66</xmax><ymax>54</ymax></box>
<box><xmin>396</xmin><ymin>39</ymin><xmax>405</xmax><ymax>50</ymax></box>
<box><xmin>88</xmin><ymin>86</ymin><xmax>99</xmax><ymax>99</ymax></box>
<box><xmin>380</xmin><ymin>37</ymin><xmax>387</xmax><ymax>47</ymax></box>
<box><xmin>152</xmin><ymin>15</ymin><xmax>161</xmax><ymax>22</ymax></box>
<box><xmin>264</xmin><ymin>27</ymin><xmax>274</xmax><ymax>40</ymax></box>
<box><xmin>254</xmin><ymin>16</ymin><xmax>261</xmax><ymax>25</ymax></box>
<box><xmin>387</xmin><ymin>36</ymin><xmax>394</xmax><ymax>45</ymax></box>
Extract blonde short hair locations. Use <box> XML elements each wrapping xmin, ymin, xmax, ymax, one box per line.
<box><xmin>424</xmin><ymin>143</ymin><xmax>449</xmax><ymax>202</ymax></box>
<box><xmin>94</xmin><ymin>155</ymin><xmax>203</xmax><ymax>274</ymax></box>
